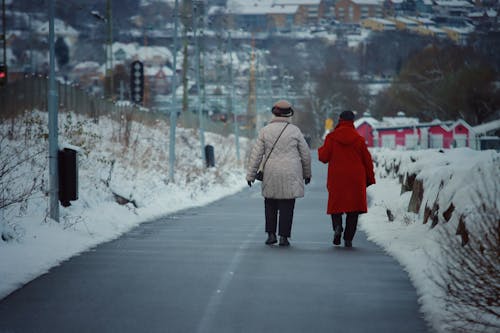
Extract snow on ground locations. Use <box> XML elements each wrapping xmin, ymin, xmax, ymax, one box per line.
<box><xmin>361</xmin><ymin>148</ymin><xmax>500</xmax><ymax>333</ymax></box>
<box><xmin>1</xmin><ymin>112</ymin><xmax>499</xmax><ymax>333</ymax></box>
<box><xmin>0</xmin><ymin>110</ymin><xmax>248</xmax><ymax>300</ymax></box>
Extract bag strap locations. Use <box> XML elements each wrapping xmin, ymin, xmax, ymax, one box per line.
<box><xmin>261</xmin><ymin>123</ymin><xmax>289</xmax><ymax>170</ymax></box>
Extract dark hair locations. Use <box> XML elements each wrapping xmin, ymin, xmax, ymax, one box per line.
<box><xmin>339</xmin><ymin>110</ymin><xmax>355</xmax><ymax>121</ymax></box>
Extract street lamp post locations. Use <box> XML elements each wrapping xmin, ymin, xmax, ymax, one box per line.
<box><xmin>105</xmin><ymin>0</ymin><xmax>113</xmax><ymax>100</ymax></box>
<box><xmin>193</xmin><ymin>1</ymin><xmax>205</xmax><ymax>163</ymax></box>
<box><xmin>2</xmin><ymin>0</ymin><xmax>7</xmax><ymax>81</ymax></box>
<box><xmin>228</xmin><ymin>31</ymin><xmax>240</xmax><ymax>163</ymax></box>
<box><xmin>169</xmin><ymin>0</ymin><xmax>179</xmax><ymax>182</ymax></box>
<box><xmin>48</xmin><ymin>0</ymin><xmax>59</xmax><ymax>221</ymax></box>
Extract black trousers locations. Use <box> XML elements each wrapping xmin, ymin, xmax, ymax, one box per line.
<box><xmin>331</xmin><ymin>212</ymin><xmax>359</xmax><ymax>242</ymax></box>
<box><xmin>264</xmin><ymin>198</ymin><xmax>296</xmax><ymax>237</ymax></box>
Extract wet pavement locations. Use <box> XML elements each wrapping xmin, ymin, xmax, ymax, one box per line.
<box><xmin>0</xmin><ymin>157</ymin><xmax>430</xmax><ymax>333</ymax></box>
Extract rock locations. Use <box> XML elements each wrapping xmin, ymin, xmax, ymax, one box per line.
<box><xmin>442</xmin><ymin>203</ymin><xmax>455</xmax><ymax>222</ymax></box>
<box><xmin>431</xmin><ymin>202</ymin><xmax>440</xmax><ymax>228</ymax></box>
<box><xmin>423</xmin><ymin>203</ymin><xmax>432</xmax><ymax>224</ymax></box>
<box><xmin>401</xmin><ymin>173</ymin><xmax>416</xmax><ymax>194</ymax></box>
<box><xmin>1</xmin><ymin>231</ymin><xmax>14</xmax><ymax>242</ymax></box>
<box><xmin>455</xmin><ymin>215</ymin><xmax>469</xmax><ymax>246</ymax></box>
<box><xmin>112</xmin><ymin>192</ymin><xmax>138</xmax><ymax>208</ymax></box>
<box><xmin>386</xmin><ymin>209</ymin><xmax>395</xmax><ymax>222</ymax></box>
<box><xmin>1</xmin><ymin>223</ymin><xmax>15</xmax><ymax>242</ymax></box>
<box><xmin>422</xmin><ymin>200</ymin><xmax>440</xmax><ymax>227</ymax></box>
<box><xmin>408</xmin><ymin>178</ymin><xmax>424</xmax><ymax>214</ymax></box>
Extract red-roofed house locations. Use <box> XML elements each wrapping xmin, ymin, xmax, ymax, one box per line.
<box><xmin>354</xmin><ymin>115</ymin><xmax>475</xmax><ymax>149</ymax></box>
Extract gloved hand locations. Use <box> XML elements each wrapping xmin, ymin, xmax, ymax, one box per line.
<box><xmin>247</xmin><ymin>180</ymin><xmax>252</xmax><ymax>187</ymax></box>
<box><xmin>305</xmin><ymin>178</ymin><xmax>311</xmax><ymax>185</ymax></box>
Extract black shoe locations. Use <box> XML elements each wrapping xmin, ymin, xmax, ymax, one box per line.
<box><xmin>344</xmin><ymin>240</ymin><xmax>352</xmax><ymax>248</ymax></box>
<box><xmin>279</xmin><ymin>236</ymin><xmax>290</xmax><ymax>246</ymax></box>
<box><xmin>265</xmin><ymin>233</ymin><xmax>277</xmax><ymax>245</ymax></box>
<box><xmin>333</xmin><ymin>226</ymin><xmax>342</xmax><ymax>246</ymax></box>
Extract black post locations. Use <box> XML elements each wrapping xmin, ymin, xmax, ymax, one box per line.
<box><xmin>58</xmin><ymin>148</ymin><xmax>79</xmax><ymax>207</ymax></box>
<box><xmin>204</xmin><ymin>145</ymin><xmax>215</xmax><ymax>168</ymax></box>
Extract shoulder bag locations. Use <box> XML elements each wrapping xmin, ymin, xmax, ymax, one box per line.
<box><xmin>256</xmin><ymin>123</ymin><xmax>289</xmax><ymax>181</ymax></box>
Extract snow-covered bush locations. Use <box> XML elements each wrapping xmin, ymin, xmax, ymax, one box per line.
<box><xmin>1</xmin><ymin>112</ymin><xmax>47</xmax><ymax>240</ymax></box>
<box><xmin>433</xmin><ymin>187</ymin><xmax>499</xmax><ymax>333</ymax></box>
<box><xmin>0</xmin><ymin>109</ymin><xmax>247</xmax><ymax>299</ymax></box>
<box><xmin>371</xmin><ymin>148</ymin><xmax>500</xmax><ymax>333</ymax></box>
<box><xmin>0</xmin><ymin>110</ymin><xmax>248</xmax><ymax>242</ymax></box>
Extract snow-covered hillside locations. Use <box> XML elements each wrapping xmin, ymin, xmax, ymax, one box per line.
<box><xmin>0</xmin><ymin>110</ymin><xmax>248</xmax><ymax>299</ymax></box>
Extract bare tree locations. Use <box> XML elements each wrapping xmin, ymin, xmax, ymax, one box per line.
<box><xmin>372</xmin><ymin>44</ymin><xmax>500</xmax><ymax>124</ymax></box>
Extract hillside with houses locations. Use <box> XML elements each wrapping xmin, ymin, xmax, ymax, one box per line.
<box><xmin>1</xmin><ymin>0</ymin><xmax>499</xmax><ymax>147</ymax></box>
<box><xmin>0</xmin><ymin>3</ymin><xmax>499</xmax><ymax>332</ymax></box>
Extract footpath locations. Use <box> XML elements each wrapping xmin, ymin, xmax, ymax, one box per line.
<box><xmin>0</xmin><ymin>157</ymin><xmax>430</xmax><ymax>333</ymax></box>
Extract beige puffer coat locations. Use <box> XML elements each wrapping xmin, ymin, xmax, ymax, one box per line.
<box><xmin>246</xmin><ymin>117</ymin><xmax>312</xmax><ymax>199</ymax></box>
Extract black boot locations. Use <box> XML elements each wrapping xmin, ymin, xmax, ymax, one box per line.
<box><xmin>265</xmin><ymin>233</ymin><xmax>277</xmax><ymax>245</ymax></box>
<box><xmin>333</xmin><ymin>225</ymin><xmax>342</xmax><ymax>246</ymax></box>
<box><xmin>279</xmin><ymin>236</ymin><xmax>290</xmax><ymax>246</ymax></box>
<box><xmin>331</xmin><ymin>214</ymin><xmax>343</xmax><ymax>246</ymax></box>
<box><xmin>344</xmin><ymin>240</ymin><xmax>352</xmax><ymax>248</ymax></box>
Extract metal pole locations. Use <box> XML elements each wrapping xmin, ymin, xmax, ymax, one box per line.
<box><xmin>200</xmin><ymin>3</ymin><xmax>207</xmax><ymax>160</ymax></box>
<box><xmin>169</xmin><ymin>0</ymin><xmax>179</xmax><ymax>182</ymax></box>
<box><xmin>29</xmin><ymin>12</ymin><xmax>34</xmax><ymax>72</ymax></box>
<box><xmin>106</xmin><ymin>0</ymin><xmax>113</xmax><ymax>99</ymax></box>
<box><xmin>48</xmin><ymin>0</ymin><xmax>59</xmax><ymax>221</ymax></box>
<box><xmin>228</xmin><ymin>31</ymin><xmax>240</xmax><ymax>163</ymax></box>
<box><xmin>193</xmin><ymin>1</ymin><xmax>205</xmax><ymax>162</ymax></box>
<box><xmin>2</xmin><ymin>0</ymin><xmax>7</xmax><ymax>81</ymax></box>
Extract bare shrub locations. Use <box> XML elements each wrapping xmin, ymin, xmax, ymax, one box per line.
<box><xmin>431</xmin><ymin>183</ymin><xmax>500</xmax><ymax>333</ymax></box>
<box><xmin>60</xmin><ymin>113</ymin><xmax>101</xmax><ymax>155</ymax></box>
<box><xmin>0</xmin><ymin>113</ymin><xmax>47</xmax><ymax>212</ymax></box>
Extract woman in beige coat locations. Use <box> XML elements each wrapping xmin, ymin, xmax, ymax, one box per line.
<box><xmin>246</xmin><ymin>100</ymin><xmax>312</xmax><ymax>246</ymax></box>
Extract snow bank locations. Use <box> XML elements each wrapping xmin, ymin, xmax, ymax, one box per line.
<box><xmin>0</xmin><ymin>110</ymin><xmax>248</xmax><ymax>300</ymax></box>
<box><xmin>361</xmin><ymin>148</ymin><xmax>500</xmax><ymax>333</ymax></box>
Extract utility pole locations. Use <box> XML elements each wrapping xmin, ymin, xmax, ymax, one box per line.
<box><xmin>29</xmin><ymin>13</ymin><xmax>34</xmax><ymax>72</ymax></box>
<box><xmin>169</xmin><ymin>0</ymin><xmax>180</xmax><ymax>182</ymax></box>
<box><xmin>193</xmin><ymin>1</ymin><xmax>205</xmax><ymax>162</ymax></box>
<box><xmin>228</xmin><ymin>31</ymin><xmax>240</xmax><ymax>163</ymax></box>
<box><xmin>247</xmin><ymin>36</ymin><xmax>257</xmax><ymax>138</ymax></box>
<box><xmin>48</xmin><ymin>0</ymin><xmax>59</xmax><ymax>221</ymax></box>
<box><xmin>2</xmin><ymin>0</ymin><xmax>7</xmax><ymax>83</ymax></box>
<box><xmin>105</xmin><ymin>0</ymin><xmax>113</xmax><ymax>99</ymax></box>
<box><xmin>199</xmin><ymin>1</ymin><xmax>207</xmax><ymax>162</ymax></box>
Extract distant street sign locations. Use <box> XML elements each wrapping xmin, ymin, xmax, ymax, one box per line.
<box><xmin>130</xmin><ymin>60</ymin><xmax>144</xmax><ymax>104</ymax></box>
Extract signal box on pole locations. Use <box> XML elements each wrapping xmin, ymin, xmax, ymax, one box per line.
<box><xmin>130</xmin><ymin>60</ymin><xmax>144</xmax><ymax>105</ymax></box>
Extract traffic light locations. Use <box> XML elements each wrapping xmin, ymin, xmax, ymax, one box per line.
<box><xmin>0</xmin><ymin>64</ymin><xmax>6</xmax><ymax>87</ymax></box>
<box><xmin>130</xmin><ymin>60</ymin><xmax>144</xmax><ymax>104</ymax></box>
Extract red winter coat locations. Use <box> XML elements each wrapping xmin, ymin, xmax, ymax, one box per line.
<box><xmin>318</xmin><ymin>120</ymin><xmax>375</xmax><ymax>214</ymax></box>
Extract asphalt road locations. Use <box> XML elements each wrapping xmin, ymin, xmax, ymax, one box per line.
<box><xmin>0</xmin><ymin>157</ymin><xmax>430</xmax><ymax>333</ymax></box>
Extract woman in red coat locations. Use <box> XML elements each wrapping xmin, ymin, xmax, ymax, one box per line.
<box><xmin>318</xmin><ymin>110</ymin><xmax>375</xmax><ymax>247</ymax></box>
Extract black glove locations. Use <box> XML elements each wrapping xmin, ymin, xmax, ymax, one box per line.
<box><xmin>247</xmin><ymin>180</ymin><xmax>252</xmax><ymax>187</ymax></box>
<box><xmin>305</xmin><ymin>178</ymin><xmax>311</xmax><ymax>185</ymax></box>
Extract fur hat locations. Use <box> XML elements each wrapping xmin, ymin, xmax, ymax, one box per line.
<box><xmin>271</xmin><ymin>100</ymin><xmax>294</xmax><ymax>117</ymax></box>
<box><xmin>339</xmin><ymin>110</ymin><xmax>355</xmax><ymax>121</ymax></box>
